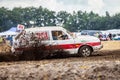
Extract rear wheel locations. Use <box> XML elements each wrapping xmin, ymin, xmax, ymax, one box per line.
<box><xmin>78</xmin><ymin>46</ymin><xmax>92</xmax><ymax>57</ymax></box>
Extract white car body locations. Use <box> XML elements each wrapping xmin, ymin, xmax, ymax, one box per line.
<box><xmin>13</xmin><ymin>26</ymin><xmax>103</xmax><ymax>57</ymax></box>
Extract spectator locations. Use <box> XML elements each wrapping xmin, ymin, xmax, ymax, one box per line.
<box><xmin>0</xmin><ymin>36</ymin><xmax>6</xmax><ymax>45</ymax></box>
<box><xmin>94</xmin><ymin>32</ymin><xmax>99</xmax><ymax>38</ymax></box>
<box><xmin>6</xmin><ymin>35</ymin><xmax>13</xmax><ymax>46</ymax></box>
<box><xmin>103</xmin><ymin>33</ymin><xmax>108</xmax><ymax>41</ymax></box>
<box><xmin>108</xmin><ymin>33</ymin><xmax>112</xmax><ymax>40</ymax></box>
<box><xmin>98</xmin><ymin>33</ymin><xmax>103</xmax><ymax>40</ymax></box>
<box><xmin>2</xmin><ymin>36</ymin><xmax>6</xmax><ymax>44</ymax></box>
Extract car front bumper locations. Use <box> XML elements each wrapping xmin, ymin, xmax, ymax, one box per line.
<box><xmin>92</xmin><ymin>44</ymin><xmax>103</xmax><ymax>52</ymax></box>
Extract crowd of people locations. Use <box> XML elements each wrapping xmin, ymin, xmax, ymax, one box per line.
<box><xmin>94</xmin><ymin>32</ymin><xmax>113</xmax><ymax>41</ymax></box>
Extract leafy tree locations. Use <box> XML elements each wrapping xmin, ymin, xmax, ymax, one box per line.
<box><xmin>1</xmin><ymin>6</ymin><xmax>120</xmax><ymax>32</ymax></box>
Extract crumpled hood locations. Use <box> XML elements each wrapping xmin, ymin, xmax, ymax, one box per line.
<box><xmin>75</xmin><ymin>35</ymin><xmax>100</xmax><ymax>42</ymax></box>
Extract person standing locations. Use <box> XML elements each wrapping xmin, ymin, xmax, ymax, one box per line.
<box><xmin>6</xmin><ymin>35</ymin><xmax>13</xmax><ymax>46</ymax></box>
<box><xmin>108</xmin><ymin>33</ymin><xmax>112</xmax><ymax>40</ymax></box>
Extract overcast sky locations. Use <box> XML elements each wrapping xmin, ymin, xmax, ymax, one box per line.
<box><xmin>0</xmin><ymin>0</ymin><xmax>120</xmax><ymax>16</ymax></box>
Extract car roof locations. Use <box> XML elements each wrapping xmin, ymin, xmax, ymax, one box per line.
<box><xmin>25</xmin><ymin>26</ymin><xmax>66</xmax><ymax>32</ymax></box>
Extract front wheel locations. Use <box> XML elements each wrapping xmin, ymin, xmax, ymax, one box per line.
<box><xmin>78</xmin><ymin>46</ymin><xmax>92</xmax><ymax>57</ymax></box>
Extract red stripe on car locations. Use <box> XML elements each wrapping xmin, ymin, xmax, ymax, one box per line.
<box><xmin>15</xmin><ymin>42</ymin><xmax>101</xmax><ymax>51</ymax></box>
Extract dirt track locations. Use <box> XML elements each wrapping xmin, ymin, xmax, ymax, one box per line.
<box><xmin>0</xmin><ymin>41</ymin><xmax>120</xmax><ymax>80</ymax></box>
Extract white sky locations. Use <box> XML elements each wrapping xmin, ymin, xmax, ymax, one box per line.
<box><xmin>0</xmin><ymin>0</ymin><xmax>120</xmax><ymax>16</ymax></box>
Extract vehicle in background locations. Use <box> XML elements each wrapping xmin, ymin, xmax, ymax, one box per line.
<box><xmin>113</xmin><ymin>34</ymin><xmax>120</xmax><ymax>40</ymax></box>
<box><xmin>81</xmin><ymin>30</ymin><xmax>108</xmax><ymax>41</ymax></box>
<box><xmin>81</xmin><ymin>30</ymin><xmax>102</xmax><ymax>36</ymax></box>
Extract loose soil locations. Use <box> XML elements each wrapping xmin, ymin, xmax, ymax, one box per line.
<box><xmin>0</xmin><ymin>41</ymin><xmax>120</xmax><ymax>80</ymax></box>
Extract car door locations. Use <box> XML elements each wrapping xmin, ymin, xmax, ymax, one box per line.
<box><xmin>50</xmin><ymin>30</ymin><xmax>76</xmax><ymax>54</ymax></box>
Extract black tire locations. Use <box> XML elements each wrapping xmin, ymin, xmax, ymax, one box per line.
<box><xmin>78</xmin><ymin>46</ymin><xmax>92</xmax><ymax>57</ymax></box>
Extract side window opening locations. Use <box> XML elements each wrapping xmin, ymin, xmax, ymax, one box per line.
<box><xmin>52</xmin><ymin>31</ymin><xmax>68</xmax><ymax>40</ymax></box>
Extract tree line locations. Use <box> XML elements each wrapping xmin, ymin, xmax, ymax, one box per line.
<box><xmin>0</xmin><ymin>6</ymin><xmax>120</xmax><ymax>32</ymax></box>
